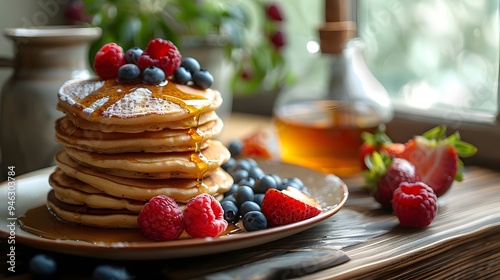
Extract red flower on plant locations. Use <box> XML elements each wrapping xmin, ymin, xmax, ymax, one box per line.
<box><xmin>65</xmin><ymin>0</ymin><xmax>91</xmax><ymax>25</ymax></box>
<box><xmin>269</xmin><ymin>30</ymin><xmax>286</xmax><ymax>49</ymax></box>
<box><xmin>241</xmin><ymin>68</ymin><xmax>253</xmax><ymax>80</ymax></box>
<box><xmin>265</xmin><ymin>3</ymin><xmax>284</xmax><ymax>21</ymax></box>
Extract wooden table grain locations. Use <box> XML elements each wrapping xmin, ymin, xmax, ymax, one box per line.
<box><xmin>1</xmin><ymin>113</ymin><xmax>499</xmax><ymax>279</ymax></box>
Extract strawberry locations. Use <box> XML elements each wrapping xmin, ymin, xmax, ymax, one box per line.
<box><xmin>360</xmin><ymin>125</ymin><xmax>405</xmax><ymax>170</ymax></box>
<box><xmin>364</xmin><ymin>153</ymin><xmax>420</xmax><ymax>209</ymax></box>
<box><xmin>398</xmin><ymin>125</ymin><xmax>477</xmax><ymax>197</ymax></box>
<box><xmin>241</xmin><ymin>129</ymin><xmax>273</xmax><ymax>159</ymax></box>
<box><xmin>261</xmin><ymin>187</ymin><xmax>321</xmax><ymax>227</ymax></box>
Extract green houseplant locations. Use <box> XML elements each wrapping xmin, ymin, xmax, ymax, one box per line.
<box><xmin>77</xmin><ymin>0</ymin><xmax>294</xmax><ymax>96</ymax></box>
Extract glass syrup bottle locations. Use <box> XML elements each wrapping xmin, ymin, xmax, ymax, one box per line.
<box><xmin>272</xmin><ymin>0</ymin><xmax>393</xmax><ymax>176</ymax></box>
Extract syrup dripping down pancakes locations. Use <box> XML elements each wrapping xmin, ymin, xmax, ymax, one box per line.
<box><xmin>48</xmin><ymin>78</ymin><xmax>233</xmax><ymax>228</ymax></box>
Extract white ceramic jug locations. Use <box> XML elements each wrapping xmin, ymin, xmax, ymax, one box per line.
<box><xmin>0</xmin><ymin>26</ymin><xmax>101</xmax><ymax>179</ymax></box>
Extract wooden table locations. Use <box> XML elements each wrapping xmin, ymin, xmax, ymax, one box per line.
<box><xmin>1</xmin><ymin>113</ymin><xmax>499</xmax><ymax>279</ymax></box>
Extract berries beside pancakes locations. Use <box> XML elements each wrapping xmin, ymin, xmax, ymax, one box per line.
<box><xmin>183</xmin><ymin>194</ymin><xmax>228</xmax><ymax>238</ymax></box>
<box><xmin>137</xmin><ymin>195</ymin><xmax>184</xmax><ymax>241</ymax></box>
<box><xmin>392</xmin><ymin>182</ymin><xmax>438</xmax><ymax>228</ymax></box>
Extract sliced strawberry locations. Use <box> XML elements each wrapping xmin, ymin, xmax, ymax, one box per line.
<box><xmin>399</xmin><ymin>125</ymin><xmax>477</xmax><ymax>197</ymax></box>
<box><xmin>261</xmin><ymin>187</ymin><xmax>321</xmax><ymax>227</ymax></box>
<box><xmin>241</xmin><ymin>129</ymin><xmax>273</xmax><ymax>159</ymax></box>
<box><xmin>282</xmin><ymin>186</ymin><xmax>320</xmax><ymax>208</ymax></box>
<box><xmin>383</xmin><ymin>143</ymin><xmax>406</xmax><ymax>158</ymax></box>
<box><xmin>360</xmin><ymin>125</ymin><xmax>404</xmax><ymax>170</ymax></box>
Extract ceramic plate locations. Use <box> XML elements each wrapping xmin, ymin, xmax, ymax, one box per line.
<box><xmin>0</xmin><ymin>161</ymin><xmax>348</xmax><ymax>260</ymax></box>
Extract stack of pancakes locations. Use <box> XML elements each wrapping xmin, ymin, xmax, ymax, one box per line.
<box><xmin>47</xmin><ymin>78</ymin><xmax>233</xmax><ymax>228</ymax></box>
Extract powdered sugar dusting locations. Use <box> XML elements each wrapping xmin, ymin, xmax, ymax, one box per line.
<box><xmin>82</xmin><ymin>96</ymin><xmax>109</xmax><ymax>114</ymax></box>
<box><xmin>101</xmin><ymin>87</ymin><xmax>182</xmax><ymax>118</ymax></box>
<box><xmin>59</xmin><ymin>79</ymin><xmax>105</xmax><ymax>105</ymax></box>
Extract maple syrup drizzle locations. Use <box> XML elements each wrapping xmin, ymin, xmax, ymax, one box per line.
<box><xmin>79</xmin><ymin>80</ymin><xmax>210</xmax><ymax>117</ymax></box>
<box><xmin>18</xmin><ymin>205</ymin><xmax>242</xmax><ymax>244</ymax></box>
<box><xmin>190</xmin><ymin>110</ymin><xmax>211</xmax><ymax>194</ymax></box>
<box><xmin>78</xmin><ymin>79</ymin><xmax>214</xmax><ymax>193</ymax></box>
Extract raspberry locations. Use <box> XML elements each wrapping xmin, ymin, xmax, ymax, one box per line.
<box><xmin>183</xmin><ymin>194</ymin><xmax>228</xmax><ymax>238</ymax></box>
<box><xmin>136</xmin><ymin>38</ymin><xmax>181</xmax><ymax>76</ymax></box>
<box><xmin>137</xmin><ymin>195</ymin><xmax>184</xmax><ymax>241</ymax></box>
<box><xmin>93</xmin><ymin>43</ymin><xmax>125</xmax><ymax>79</ymax></box>
<box><xmin>392</xmin><ymin>182</ymin><xmax>438</xmax><ymax>228</ymax></box>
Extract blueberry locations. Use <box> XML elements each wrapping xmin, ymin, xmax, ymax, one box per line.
<box><xmin>221</xmin><ymin>157</ymin><xmax>236</xmax><ymax>171</ymax></box>
<box><xmin>228</xmin><ymin>140</ymin><xmax>243</xmax><ymax>157</ymax></box>
<box><xmin>221</xmin><ymin>200</ymin><xmax>240</xmax><ymax>223</ymax></box>
<box><xmin>238</xmin><ymin>177</ymin><xmax>256</xmax><ymax>189</ymax></box>
<box><xmin>253</xmin><ymin>193</ymin><xmax>265</xmax><ymax>206</ymax></box>
<box><xmin>270</xmin><ymin>174</ymin><xmax>282</xmax><ymax>188</ymax></box>
<box><xmin>240</xmin><ymin>201</ymin><xmax>261</xmax><ymax>217</ymax></box>
<box><xmin>224</xmin><ymin>184</ymin><xmax>238</xmax><ymax>197</ymax></box>
<box><xmin>181</xmin><ymin>57</ymin><xmax>201</xmax><ymax>74</ymax></box>
<box><xmin>173</xmin><ymin>67</ymin><xmax>192</xmax><ymax>85</ymax></box>
<box><xmin>245</xmin><ymin>158</ymin><xmax>258</xmax><ymax>168</ymax></box>
<box><xmin>254</xmin><ymin>174</ymin><xmax>278</xmax><ymax>194</ymax></box>
<box><xmin>124</xmin><ymin>47</ymin><xmax>143</xmax><ymax>64</ymax></box>
<box><xmin>284</xmin><ymin>177</ymin><xmax>305</xmax><ymax>188</ymax></box>
<box><xmin>29</xmin><ymin>254</ymin><xmax>57</xmax><ymax>279</ymax></box>
<box><xmin>282</xmin><ymin>177</ymin><xmax>310</xmax><ymax>195</ymax></box>
<box><xmin>92</xmin><ymin>264</ymin><xmax>130</xmax><ymax>280</ymax></box>
<box><xmin>118</xmin><ymin>64</ymin><xmax>141</xmax><ymax>82</ymax></box>
<box><xmin>249</xmin><ymin>166</ymin><xmax>265</xmax><ymax>180</ymax></box>
<box><xmin>234</xmin><ymin>185</ymin><xmax>254</xmax><ymax>206</ymax></box>
<box><xmin>242</xmin><ymin>211</ymin><xmax>268</xmax><ymax>231</ymax></box>
<box><xmin>192</xmin><ymin>69</ymin><xmax>214</xmax><ymax>89</ymax></box>
<box><xmin>230</xmin><ymin>169</ymin><xmax>249</xmax><ymax>184</ymax></box>
<box><xmin>234</xmin><ymin>159</ymin><xmax>253</xmax><ymax>172</ymax></box>
<box><xmin>222</xmin><ymin>193</ymin><xmax>237</xmax><ymax>204</ymax></box>
<box><xmin>142</xmin><ymin>66</ymin><xmax>165</xmax><ymax>84</ymax></box>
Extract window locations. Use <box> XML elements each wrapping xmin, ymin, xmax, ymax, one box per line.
<box><xmin>356</xmin><ymin>0</ymin><xmax>500</xmax><ymax>169</ymax></box>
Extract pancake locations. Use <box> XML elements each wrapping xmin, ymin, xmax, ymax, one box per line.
<box><xmin>47</xmin><ymin>189</ymin><xmax>224</xmax><ymax>228</ymax></box>
<box><xmin>58</xmin><ymin>105</ymin><xmax>221</xmax><ymax>133</ymax></box>
<box><xmin>58</xmin><ymin>78</ymin><xmax>222</xmax><ymax>125</ymax></box>
<box><xmin>54</xmin><ymin>151</ymin><xmax>234</xmax><ymax>202</ymax></box>
<box><xmin>63</xmin><ymin>140</ymin><xmax>230</xmax><ymax>179</ymax></box>
<box><xmin>55</xmin><ymin>116</ymin><xmax>223</xmax><ymax>153</ymax></box>
<box><xmin>49</xmin><ymin>168</ymin><xmax>144</xmax><ymax>212</ymax></box>
<box><xmin>47</xmin><ymin>190</ymin><xmax>139</xmax><ymax>228</ymax></box>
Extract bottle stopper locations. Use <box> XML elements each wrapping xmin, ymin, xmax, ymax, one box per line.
<box><xmin>318</xmin><ymin>0</ymin><xmax>356</xmax><ymax>54</ymax></box>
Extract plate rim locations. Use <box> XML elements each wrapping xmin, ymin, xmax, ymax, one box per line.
<box><xmin>0</xmin><ymin>163</ymin><xmax>348</xmax><ymax>260</ymax></box>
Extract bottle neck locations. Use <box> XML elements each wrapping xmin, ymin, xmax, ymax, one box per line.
<box><xmin>326</xmin><ymin>52</ymin><xmax>350</xmax><ymax>100</ymax></box>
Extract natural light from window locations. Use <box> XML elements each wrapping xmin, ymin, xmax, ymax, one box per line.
<box><xmin>357</xmin><ymin>0</ymin><xmax>499</xmax><ymax>119</ymax></box>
